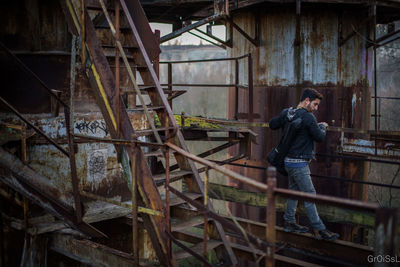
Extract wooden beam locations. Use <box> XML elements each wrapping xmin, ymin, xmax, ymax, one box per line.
<box><xmin>208</xmin><ymin>183</ymin><xmax>380</xmax><ymax>230</ymax></box>
<box><xmin>49</xmin><ymin>234</ymin><xmax>156</xmax><ymax>267</ymax></box>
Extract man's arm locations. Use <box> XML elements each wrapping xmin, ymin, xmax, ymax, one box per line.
<box><xmin>269</xmin><ymin>109</ymin><xmax>287</xmax><ymax>130</ymax></box>
<box><xmin>305</xmin><ymin>113</ymin><xmax>326</xmax><ymax>142</ymax></box>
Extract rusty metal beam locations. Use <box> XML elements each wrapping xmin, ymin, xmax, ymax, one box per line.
<box><xmin>49</xmin><ymin>234</ymin><xmax>146</xmax><ymax>267</ymax></box>
<box><xmin>160</xmin><ymin>14</ymin><xmax>224</xmax><ymax>43</ymax></box>
<box><xmin>168</xmin><ymin>185</ymin><xmax>271</xmax><ymax>251</ymax></box>
<box><xmin>166</xmin><ymin>231</ymin><xmax>212</xmax><ymax>266</ymax></box>
<box><xmin>188</xmin><ymin>31</ymin><xmax>226</xmax><ymax>49</ymax></box>
<box><xmin>170</xmin><ymin>141</ymin><xmax>239</xmax><ymax>171</ymax></box>
<box><xmin>226</xmin><ymin>16</ymin><xmax>259</xmax><ymax>46</ymax></box>
<box><xmin>193</xmin><ymin>28</ymin><xmax>230</xmax><ymax>47</ymax></box>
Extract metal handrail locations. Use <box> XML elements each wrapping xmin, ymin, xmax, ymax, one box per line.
<box><xmin>98</xmin><ymin>0</ymin><xmax>163</xmax><ymax>144</ymax></box>
<box><xmin>165</xmin><ymin>142</ymin><xmax>379</xmax><ymax>213</ymax></box>
<box><xmin>118</xmin><ymin>0</ymin><xmax>178</xmax><ymax>139</ymax></box>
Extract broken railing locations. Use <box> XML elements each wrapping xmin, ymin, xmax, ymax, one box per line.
<box><xmin>164</xmin><ymin>142</ymin><xmax>397</xmax><ymax>267</ymax></box>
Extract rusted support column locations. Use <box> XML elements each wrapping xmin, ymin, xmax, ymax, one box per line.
<box><xmin>165</xmin><ymin>147</ymin><xmax>172</xmax><ymax>264</ymax></box>
<box><xmin>154</xmin><ymin>30</ymin><xmax>160</xmax><ymax>78</ymax></box>
<box><xmin>168</xmin><ymin>63</ymin><xmax>172</xmax><ymax>108</ymax></box>
<box><xmin>294</xmin><ymin>0</ymin><xmax>302</xmax><ymax>104</ymax></box>
<box><xmin>248</xmin><ymin>54</ymin><xmax>253</xmax><ymax>122</ymax></box>
<box><xmin>21</xmin><ymin>123</ymin><xmax>30</xmax><ymax>267</ymax></box>
<box><xmin>80</xmin><ymin>0</ymin><xmax>86</xmax><ymax>66</ymax></box>
<box><xmin>131</xmin><ymin>143</ymin><xmax>139</xmax><ymax>267</ymax></box>
<box><xmin>203</xmin><ymin>169</ymin><xmax>209</xmax><ymax>265</ymax></box>
<box><xmin>115</xmin><ymin>0</ymin><xmax>120</xmax><ymax>136</ymax></box>
<box><xmin>65</xmin><ymin>108</ymin><xmax>82</xmax><ymax>223</ymax></box>
<box><xmin>266</xmin><ymin>167</ymin><xmax>276</xmax><ymax>267</ymax></box>
<box><xmin>374</xmin><ymin>208</ymin><xmax>397</xmax><ymax>266</ymax></box>
<box><xmin>0</xmin><ymin>213</ymin><xmax>3</xmax><ymax>267</ymax></box>
<box><xmin>66</xmin><ymin>34</ymin><xmax>82</xmax><ymax>223</ymax></box>
<box><xmin>234</xmin><ymin>59</ymin><xmax>239</xmax><ymax>120</ymax></box>
<box><xmin>372</xmin><ymin>1</ymin><xmax>378</xmax><ymax>155</ymax></box>
<box><xmin>247</xmin><ymin>54</ymin><xmax>253</xmax><ymax>158</ymax></box>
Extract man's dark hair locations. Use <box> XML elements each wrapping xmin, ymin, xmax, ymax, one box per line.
<box><xmin>300</xmin><ymin>88</ymin><xmax>323</xmax><ymax>102</ymax></box>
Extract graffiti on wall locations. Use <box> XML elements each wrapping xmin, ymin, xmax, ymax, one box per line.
<box><xmin>87</xmin><ymin>149</ymin><xmax>107</xmax><ymax>183</ymax></box>
<box><xmin>75</xmin><ymin>120</ymin><xmax>108</xmax><ymax>135</ymax></box>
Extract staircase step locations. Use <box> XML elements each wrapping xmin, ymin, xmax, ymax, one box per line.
<box><xmin>135</xmin><ymin>127</ymin><xmax>176</xmax><ymax>137</ymax></box>
<box><xmin>172</xmin><ymin>215</ymin><xmax>210</xmax><ymax>233</ymax></box>
<box><xmin>86</xmin><ymin>5</ymin><xmax>115</xmax><ymax>12</ymax></box>
<box><xmin>101</xmin><ymin>44</ymin><xmax>138</xmax><ymax>50</ymax></box>
<box><xmin>153</xmin><ymin>170</ymin><xmax>192</xmax><ymax>186</ymax></box>
<box><xmin>128</xmin><ymin>105</ymin><xmax>165</xmax><ymax>112</ymax></box>
<box><xmin>170</xmin><ymin>192</ymin><xmax>202</xmax><ymax>207</ymax></box>
<box><xmin>143</xmin><ymin>150</ymin><xmax>164</xmax><ymax>158</ymax></box>
<box><xmin>174</xmin><ymin>239</ymin><xmax>222</xmax><ymax>261</ymax></box>
<box><xmin>95</xmin><ymin>25</ymin><xmax>131</xmax><ymax>31</ymax></box>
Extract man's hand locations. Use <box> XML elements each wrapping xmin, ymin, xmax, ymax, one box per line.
<box><xmin>319</xmin><ymin>122</ymin><xmax>328</xmax><ymax>127</ymax></box>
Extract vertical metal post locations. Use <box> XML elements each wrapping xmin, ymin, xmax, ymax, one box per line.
<box><xmin>21</xmin><ymin>123</ymin><xmax>30</xmax><ymax>266</ymax></box>
<box><xmin>378</xmin><ymin>97</ymin><xmax>381</xmax><ymax>130</ymax></box>
<box><xmin>80</xmin><ymin>0</ymin><xmax>85</xmax><ymax>66</ymax></box>
<box><xmin>0</xmin><ymin>212</ymin><xmax>4</xmax><ymax>267</ymax></box>
<box><xmin>181</xmin><ymin>111</ymin><xmax>185</xmax><ymax>133</ymax></box>
<box><xmin>154</xmin><ymin>30</ymin><xmax>160</xmax><ymax>78</ymax></box>
<box><xmin>266</xmin><ymin>167</ymin><xmax>276</xmax><ymax>267</ymax></box>
<box><xmin>248</xmin><ymin>54</ymin><xmax>253</xmax><ymax>122</ymax></box>
<box><xmin>115</xmin><ymin>0</ymin><xmax>120</xmax><ymax>136</ymax></box>
<box><xmin>168</xmin><ymin>63</ymin><xmax>172</xmax><ymax>108</ymax></box>
<box><xmin>203</xmin><ymin>169</ymin><xmax>209</xmax><ymax>265</ymax></box>
<box><xmin>65</xmin><ymin>109</ymin><xmax>82</xmax><ymax>223</ymax></box>
<box><xmin>234</xmin><ymin>59</ymin><xmax>239</xmax><ymax>120</ymax></box>
<box><xmin>66</xmin><ymin>33</ymin><xmax>82</xmax><ymax>223</ymax></box>
<box><xmin>374</xmin><ymin>208</ymin><xmax>397</xmax><ymax>265</ymax></box>
<box><xmin>294</xmin><ymin>0</ymin><xmax>302</xmax><ymax>105</ymax></box>
<box><xmin>131</xmin><ymin>144</ymin><xmax>139</xmax><ymax>267</ymax></box>
<box><xmin>372</xmin><ymin>1</ymin><xmax>378</xmax><ymax>155</ymax></box>
<box><xmin>165</xmin><ymin>147</ymin><xmax>171</xmax><ymax>263</ymax></box>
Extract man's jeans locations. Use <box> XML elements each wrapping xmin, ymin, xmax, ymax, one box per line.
<box><xmin>283</xmin><ymin>164</ymin><xmax>325</xmax><ymax>230</ymax></box>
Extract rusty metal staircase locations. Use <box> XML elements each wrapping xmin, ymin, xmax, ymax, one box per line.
<box><xmin>61</xmin><ymin>0</ymin><xmax>238</xmax><ymax>265</ymax></box>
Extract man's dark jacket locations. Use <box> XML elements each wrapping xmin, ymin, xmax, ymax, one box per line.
<box><xmin>269</xmin><ymin>107</ymin><xmax>326</xmax><ymax>160</ymax></box>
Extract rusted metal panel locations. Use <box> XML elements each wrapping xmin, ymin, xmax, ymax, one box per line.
<box><xmin>0</xmin><ymin>112</ymin><xmax>148</xmax><ymax>202</ymax></box>
<box><xmin>226</xmin><ymin>7</ymin><xmax>375</xmax><ymax>235</ymax></box>
<box><xmin>0</xmin><ymin>147</ymin><xmax>106</xmax><ymax>237</ymax></box>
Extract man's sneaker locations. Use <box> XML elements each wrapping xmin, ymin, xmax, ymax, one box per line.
<box><xmin>313</xmin><ymin>229</ymin><xmax>339</xmax><ymax>241</ymax></box>
<box><xmin>283</xmin><ymin>221</ymin><xmax>309</xmax><ymax>233</ymax></box>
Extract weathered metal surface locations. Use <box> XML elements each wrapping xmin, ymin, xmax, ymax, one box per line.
<box><xmin>0</xmin><ymin>112</ymin><xmax>148</xmax><ymax>202</ymax></box>
<box><xmin>0</xmin><ymin>147</ymin><xmax>105</xmax><ymax>238</ymax></box>
<box><xmin>49</xmin><ymin>234</ymin><xmax>152</xmax><ymax>267</ymax></box>
<box><xmin>342</xmin><ymin>137</ymin><xmax>400</xmax><ymax>159</ymax></box>
<box><xmin>227</xmin><ymin>7</ymin><xmax>375</xmax><ymax>223</ymax></box>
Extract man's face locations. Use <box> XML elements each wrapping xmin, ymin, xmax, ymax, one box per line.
<box><xmin>305</xmin><ymin>98</ymin><xmax>321</xmax><ymax>113</ymax></box>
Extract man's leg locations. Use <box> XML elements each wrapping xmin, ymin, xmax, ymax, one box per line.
<box><xmin>283</xmin><ymin>170</ymin><xmax>298</xmax><ymax>224</ymax></box>
<box><xmin>283</xmin><ymin>166</ymin><xmax>308</xmax><ymax>233</ymax></box>
<box><xmin>293</xmin><ymin>165</ymin><xmax>339</xmax><ymax>240</ymax></box>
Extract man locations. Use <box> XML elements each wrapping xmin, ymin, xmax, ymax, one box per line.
<box><xmin>269</xmin><ymin>88</ymin><xmax>339</xmax><ymax>241</ymax></box>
